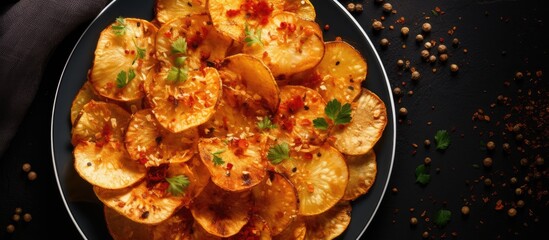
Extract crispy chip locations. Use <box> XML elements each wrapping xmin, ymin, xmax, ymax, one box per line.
<box><xmin>125</xmin><ymin>109</ymin><xmax>198</xmax><ymax>167</ymax></box>
<box><xmin>104</xmin><ymin>205</ymin><xmax>153</xmax><ymax>240</ymax></box>
<box><xmin>190</xmin><ymin>181</ymin><xmax>252</xmax><ymax>237</ymax></box>
<box><xmin>154</xmin><ymin>0</ymin><xmax>207</xmax><ymax>25</ymax></box>
<box><xmin>151</xmin><ymin>207</ymin><xmax>194</xmax><ymax>240</ymax></box>
<box><xmin>71</xmin><ymin>100</ymin><xmax>131</xmax><ymax>146</ymax></box>
<box><xmin>90</xmin><ymin>18</ymin><xmax>157</xmax><ymax>101</ymax></box>
<box><xmin>304</xmin><ymin>201</ymin><xmax>352</xmax><ymax>240</ymax></box>
<box><xmin>330</xmin><ymin>89</ymin><xmax>387</xmax><ymax>155</ymax></box>
<box><xmin>70</xmin><ymin>81</ymin><xmax>102</xmax><ymax>125</ymax></box>
<box><xmin>273</xmin><ymin>217</ymin><xmax>306</xmax><ymax>240</ymax></box>
<box><xmin>252</xmin><ymin>171</ymin><xmax>298</xmax><ymax>236</ymax></box>
<box><xmin>227</xmin><ymin>214</ymin><xmax>272</xmax><ymax>240</ymax></box>
<box><xmin>343</xmin><ymin>150</ymin><xmax>377</xmax><ymax>201</ymax></box>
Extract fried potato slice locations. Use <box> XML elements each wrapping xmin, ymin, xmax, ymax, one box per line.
<box><xmin>304</xmin><ymin>201</ymin><xmax>352</xmax><ymax>240</ymax></box>
<box><xmin>95</xmin><ymin>159</ymin><xmax>209</xmax><ymax>224</ymax></box>
<box><xmin>190</xmin><ymin>180</ymin><xmax>252</xmax><ymax>237</ymax></box>
<box><xmin>155</xmin><ymin>15</ymin><xmax>232</xmax><ymax>70</ymax></box>
<box><xmin>147</xmin><ymin>67</ymin><xmax>222</xmax><ymax>133</ymax></box>
<box><xmin>104</xmin><ymin>205</ymin><xmax>153</xmax><ymax>240</ymax></box>
<box><xmin>151</xmin><ymin>207</ymin><xmax>194</xmax><ymax>240</ymax></box>
<box><xmin>284</xmin><ymin>0</ymin><xmax>316</xmax><ymax>21</ymax></box>
<box><xmin>74</xmin><ymin>141</ymin><xmax>146</xmax><ymax>189</ymax></box>
<box><xmin>125</xmin><ymin>109</ymin><xmax>198</xmax><ymax>167</ymax></box>
<box><xmin>289</xmin><ymin>41</ymin><xmax>366</xmax><ymax>103</ymax></box>
<box><xmin>198</xmin><ymin>137</ymin><xmax>267</xmax><ymax>191</ymax></box>
<box><xmin>330</xmin><ymin>89</ymin><xmax>387</xmax><ymax>155</ymax></box>
<box><xmin>275</xmin><ymin>144</ymin><xmax>349</xmax><ymax>216</ymax></box>
<box><xmin>343</xmin><ymin>150</ymin><xmax>377</xmax><ymax>201</ymax></box>
<box><xmin>273</xmin><ymin>217</ymin><xmax>306</xmax><ymax>240</ymax></box>
<box><xmin>227</xmin><ymin>214</ymin><xmax>272</xmax><ymax>240</ymax></box>
<box><xmin>252</xmin><ymin>171</ymin><xmax>298</xmax><ymax>236</ymax></box>
<box><xmin>273</xmin><ymin>86</ymin><xmax>327</xmax><ymax>152</ymax></box>
<box><xmin>71</xmin><ymin>100</ymin><xmax>131</xmax><ymax>146</ymax></box>
<box><xmin>191</xmin><ymin>222</ymin><xmax>222</xmax><ymax>240</ymax></box>
<box><xmin>242</xmin><ymin>11</ymin><xmax>324</xmax><ymax>78</ymax></box>
<box><xmin>71</xmin><ymin>81</ymin><xmax>102</xmax><ymax>125</ymax></box>
<box><xmin>90</xmin><ymin>18</ymin><xmax>157</xmax><ymax>101</ymax></box>
<box><xmin>154</xmin><ymin>0</ymin><xmax>207</xmax><ymax>25</ymax></box>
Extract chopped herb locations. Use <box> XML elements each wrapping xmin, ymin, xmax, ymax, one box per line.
<box><xmin>258</xmin><ymin>117</ymin><xmax>277</xmax><ymax>130</ymax></box>
<box><xmin>434</xmin><ymin>209</ymin><xmax>452</xmax><ymax>227</ymax></box>
<box><xmin>166</xmin><ymin>66</ymin><xmax>188</xmax><ymax>83</ymax></box>
<box><xmin>171</xmin><ymin>37</ymin><xmax>187</xmax><ymax>55</ymax></box>
<box><xmin>111</xmin><ymin>17</ymin><xmax>126</xmax><ymax>36</ymax></box>
<box><xmin>132</xmin><ymin>39</ymin><xmax>146</xmax><ymax>65</ymax></box>
<box><xmin>434</xmin><ymin>130</ymin><xmax>451</xmax><ymax>150</ymax></box>
<box><xmin>314</xmin><ymin>99</ymin><xmax>352</xmax><ymax>129</ymax></box>
<box><xmin>415</xmin><ymin>164</ymin><xmax>430</xmax><ymax>185</ymax></box>
<box><xmin>175</xmin><ymin>56</ymin><xmax>187</xmax><ymax>67</ymax></box>
<box><xmin>313</xmin><ymin>117</ymin><xmax>329</xmax><ymax>130</ymax></box>
<box><xmin>244</xmin><ymin>23</ymin><xmax>263</xmax><ymax>47</ymax></box>
<box><xmin>212</xmin><ymin>149</ymin><xmax>226</xmax><ymax>166</ymax></box>
<box><xmin>165</xmin><ymin>175</ymin><xmax>190</xmax><ymax>196</ymax></box>
<box><xmin>267</xmin><ymin>142</ymin><xmax>290</xmax><ymax>164</ymax></box>
<box><xmin>116</xmin><ymin>68</ymin><xmax>136</xmax><ymax>88</ymax></box>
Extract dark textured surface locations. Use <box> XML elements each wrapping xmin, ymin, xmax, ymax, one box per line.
<box><xmin>1</xmin><ymin>0</ymin><xmax>547</xmax><ymax>239</ymax></box>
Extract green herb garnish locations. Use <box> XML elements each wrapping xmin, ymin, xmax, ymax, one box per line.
<box><xmin>171</xmin><ymin>37</ymin><xmax>187</xmax><ymax>55</ymax></box>
<box><xmin>165</xmin><ymin>175</ymin><xmax>190</xmax><ymax>196</ymax></box>
<box><xmin>434</xmin><ymin>130</ymin><xmax>451</xmax><ymax>150</ymax></box>
<box><xmin>212</xmin><ymin>149</ymin><xmax>226</xmax><ymax>166</ymax></box>
<box><xmin>267</xmin><ymin>142</ymin><xmax>291</xmax><ymax>165</ymax></box>
<box><xmin>244</xmin><ymin>23</ymin><xmax>263</xmax><ymax>47</ymax></box>
<box><xmin>166</xmin><ymin>66</ymin><xmax>188</xmax><ymax>83</ymax></box>
<box><xmin>314</xmin><ymin>99</ymin><xmax>352</xmax><ymax>130</ymax></box>
<box><xmin>111</xmin><ymin>17</ymin><xmax>126</xmax><ymax>36</ymax></box>
<box><xmin>434</xmin><ymin>209</ymin><xmax>452</xmax><ymax>227</ymax></box>
<box><xmin>415</xmin><ymin>164</ymin><xmax>430</xmax><ymax>185</ymax></box>
<box><xmin>116</xmin><ymin>68</ymin><xmax>136</xmax><ymax>88</ymax></box>
<box><xmin>258</xmin><ymin>117</ymin><xmax>277</xmax><ymax>130</ymax></box>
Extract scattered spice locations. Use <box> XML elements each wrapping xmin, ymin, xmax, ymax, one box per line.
<box><xmin>401</xmin><ymin>27</ymin><xmax>409</xmax><ymax>37</ymax></box>
<box><xmin>22</xmin><ymin>163</ymin><xmax>31</xmax><ymax>172</ymax></box>
<box><xmin>27</xmin><ymin>171</ymin><xmax>37</xmax><ymax>181</ymax></box>
<box><xmin>421</xmin><ymin>22</ymin><xmax>432</xmax><ymax>33</ymax></box>
<box><xmin>383</xmin><ymin>3</ymin><xmax>393</xmax><ymax>12</ymax></box>
<box><xmin>416</xmin><ymin>34</ymin><xmax>424</xmax><ymax>42</ymax></box>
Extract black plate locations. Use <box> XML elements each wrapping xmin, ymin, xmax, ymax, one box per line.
<box><xmin>50</xmin><ymin>0</ymin><xmax>396</xmax><ymax>239</ymax></box>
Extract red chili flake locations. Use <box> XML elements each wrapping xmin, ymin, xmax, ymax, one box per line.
<box><xmin>299</xmin><ymin>118</ymin><xmax>312</xmax><ymax>126</ymax></box>
<box><xmin>281</xmin><ymin>118</ymin><xmax>295</xmax><ymax>132</ymax></box>
<box><xmin>147</xmin><ymin>164</ymin><xmax>169</xmax><ymax>183</ymax></box>
<box><xmin>303</xmin><ymin>152</ymin><xmax>313</xmax><ymax>160</ymax></box>
<box><xmin>226</xmin><ymin>9</ymin><xmax>240</xmax><ymax>17</ymax></box>
<box><xmin>324</xmin><ymin>24</ymin><xmax>330</xmax><ymax>31</ymax></box>
<box><xmin>163</xmin><ymin>31</ymin><xmax>172</xmax><ymax>38</ymax></box>
<box><xmin>124</xmin><ymin>49</ymin><xmax>130</xmax><ymax>54</ymax></box>
<box><xmin>285</xmin><ymin>95</ymin><xmax>305</xmax><ymax>113</ymax></box>
<box><xmin>494</xmin><ymin>199</ymin><xmax>504</xmax><ymax>210</ymax></box>
<box><xmin>226</xmin><ymin>162</ymin><xmax>234</xmax><ymax>171</ymax></box>
<box><xmin>241</xmin><ymin>0</ymin><xmax>273</xmax><ymax>25</ymax></box>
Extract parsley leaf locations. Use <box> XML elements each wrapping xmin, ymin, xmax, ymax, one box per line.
<box><xmin>267</xmin><ymin>142</ymin><xmax>290</xmax><ymax>164</ymax></box>
<box><xmin>313</xmin><ymin>118</ymin><xmax>328</xmax><ymax>130</ymax></box>
<box><xmin>434</xmin><ymin>130</ymin><xmax>451</xmax><ymax>150</ymax></box>
<box><xmin>165</xmin><ymin>175</ymin><xmax>190</xmax><ymax>196</ymax></box>
<box><xmin>434</xmin><ymin>209</ymin><xmax>452</xmax><ymax>227</ymax></box>
<box><xmin>166</xmin><ymin>66</ymin><xmax>188</xmax><ymax>83</ymax></box>
<box><xmin>111</xmin><ymin>17</ymin><xmax>126</xmax><ymax>36</ymax></box>
<box><xmin>258</xmin><ymin>118</ymin><xmax>276</xmax><ymax>130</ymax></box>
<box><xmin>314</xmin><ymin>99</ymin><xmax>352</xmax><ymax>130</ymax></box>
<box><xmin>212</xmin><ymin>149</ymin><xmax>226</xmax><ymax>166</ymax></box>
<box><xmin>171</xmin><ymin>37</ymin><xmax>188</xmax><ymax>55</ymax></box>
<box><xmin>131</xmin><ymin>39</ymin><xmax>146</xmax><ymax>65</ymax></box>
<box><xmin>415</xmin><ymin>164</ymin><xmax>431</xmax><ymax>185</ymax></box>
<box><xmin>244</xmin><ymin>23</ymin><xmax>263</xmax><ymax>47</ymax></box>
<box><xmin>116</xmin><ymin>68</ymin><xmax>136</xmax><ymax>88</ymax></box>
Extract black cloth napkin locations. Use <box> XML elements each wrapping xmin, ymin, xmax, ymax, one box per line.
<box><xmin>0</xmin><ymin>0</ymin><xmax>110</xmax><ymax>158</ymax></box>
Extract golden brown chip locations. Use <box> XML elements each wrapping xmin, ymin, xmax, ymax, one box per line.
<box><xmin>198</xmin><ymin>137</ymin><xmax>267</xmax><ymax>191</ymax></box>
<box><xmin>242</xmin><ymin>11</ymin><xmax>324</xmax><ymax>78</ymax></box>
<box><xmin>104</xmin><ymin>205</ymin><xmax>153</xmax><ymax>240</ymax></box>
<box><xmin>74</xmin><ymin>141</ymin><xmax>146</xmax><ymax>189</ymax></box>
<box><xmin>71</xmin><ymin>100</ymin><xmax>131</xmax><ymax>146</ymax></box>
<box><xmin>125</xmin><ymin>109</ymin><xmax>198</xmax><ymax>167</ymax></box>
<box><xmin>330</xmin><ymin>89</ymin><xmax>387</xmax><ymax>155</ymax></box>
<box><xmin>284</xmin><ymin>0</ymin><xmax>316</xmax><ymax>21</ymax></box>
<box><xmin>273</xmin><ymin>85</ymin><xmax>327</xmax><ymax>152</ymax></box>
<box><xmin>155</xmin><ymin>15</ymin><xmax>232</xmax><ymax>70</ymax></box>
<box><xmin>274</xmin><ymin>144</ymin><xmax>349</xmax><ymax>216</ymax></box>
<box><xmin>147</xmin><ymin>67</ymin><xmax>222</xmax><ymax>133</ymax></box>
<box><xmin>273</xmin><ymin>217</ymin><xmax>306</xmax><ymax>240</ymax></box>
<box><xmin>252</xmin><ymin>171</ymin><xmax>298</xmax><ymax>236</ymax></box>
<box><xmin>289</xmin><ymin>40</ymin><xmax>367</xmax><ymax>103</ymax></box>
<box><xmin>304</xmin><ymin>201</ymin><xmax>352</xmax><ymax>240</ymax></box>
<box><xmin>190</xmin><ymin>180</ymin><xmax>252</xmax><ymax>237</ymax></box>
<box><xmin>227</xmin><ymin>214</ymin><xmax>272</xmax><ymax>240</ymax></box>
<box><xmin>191</xmin><ymin>222</ymin><xmax>223</xmax><ymax>240</ymax></box>
<box><xmin>343</xmin><ymin>150</ymin><xmax>377</xmax><ymax>201</ymax></box>
<box><xmin>154</xmin><ymin>0</ymin><xmax>208</xmax><ymax>25</ymax></box>
<box><xmin>71</xmin><ymin>81</ymin><xmax>102</xmax><ymax>125</ymax></box>
<box><xmin>151</xmin><ymin>207</ymin><xmax>194</xmax><ymax>240</ymax></box>
<box><xmin>89</xmin><ymin>18</ymin><xmax>157</xmax><ymax>101</ymax></box>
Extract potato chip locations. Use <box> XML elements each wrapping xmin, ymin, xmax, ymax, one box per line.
<box><xmin>289</xmin><ymin>40</ymin><xmax>366</xmax><ymax>103</ymax></box>
<box><xmin>104</xmin><ymin>205</ymin><xmax>153</xmax><ymax>240</ymax></box>
<box><xmin>190</xmin><ymin>180</ymin><xmax>252</xmax><ymax>237</ymax></box>
<box><xmin>151</xmin><ymin>207</ymin><xmax>194</xmax><ymax>240</ymax></box>
<box><xmin>227</xmin><ymin>214</ymin><xmax>272</xmax><ymax>240</ymax></box>
<box><xmin>330</xmin><ymin>89</ymin><xmax>387</xmax><ymax>155</ymax></box>
<box><xmin>275</xmin><ymin>144</ymin><xmax>348</xmax><ymax>216</ymax></box>
<box><xmin>125</xmin><ymin>109</ymin><xmax>198</xmax><ymax>167</ymax></box>
<box><xmin>191</xmin><ymin>222</ymin><xmax>222</xmax><ymax>240</ymax></box>
<box><xmin>343</xmin><ymin>150</ymin><xmax>377</xmax><ymax>201</ymax></box>
<box><xmin>284</xmin><ymin>0</ymin><xmax>316</xmax><ymax>21</ymax></box>
<box><xmin>252</xmin><ymin>171</ymin><xmax>298</xmax><ymax>236</ymax></box>
<box><xmin>155</xmin><ymin>15</ymin><xmax>232</xmax><ymax>70</ymax></box>
<box><xmin>90</xmin><ymin>18</ymin><xmax>157</xmax><ymax>101</ymax></box>
<box><xmin>147</xmin><ymin>67</ymin><xmax>222</xmax><ymax>133</ymax></box>
<box><xmin>198</xmin><ymin>137</ymin><xmax>267</xmax><ymax>191</ymax></box>
<box><xmin>74</xmin><ymin>141</ymin><xmax>146</xmax><ymax>189</ymax></box>
<box><xmin>304</xmin><ymin>201</ymin><xmax>352</xmax><ymax>240</ymax></box>
<box><xmin>273</xmin><ymin>85</ymin><xmax>327</xmax><ymax>152</ymax></box>
<box><xmin>71</xmin><ymin>81</ymin><xmax>102</xmax><ymax>125</ymax></box>
<box><xmin>273</xmin><ymin>217</ymin><xmax>306</xmax><ymax>240</ymax></box>
<box><xmin>242</xmin><ymin>11</ymin><xmax>324</xmax><ymax>78</ymax></box>
<box><xmin>71</xmin><ymin>100</ymin><xmax>131</xmax><ymax>146</ymax></box>
<box><xmin>154</xmin><ymin>0</ymin><xmax>208</xmax><ymax>25</ymax></box>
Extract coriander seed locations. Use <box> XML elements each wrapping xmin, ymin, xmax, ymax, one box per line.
<box><xmin>515</xmin><ymin>71</ymin><xmax>524</xmax><ymax>80</ymax></box>
<box><xmin>486</xmin><ymin>141</ymin><xmax>495</xmax><ymax>150</ymax></box>
<box><xmin>520</xmin><ymin>158</ymin><xmax>528</xmax><ymax>166</ymax></box>
<box><xmin>452</xmin><ymin>38</ymin><xmax>459</xmax><ymax>46</ymax></box>
<box><xmin>22</xmin><ymin>163</ymin><xmax>31</xmax><ymax>172</ymax></box>
<box><xmin>355</xmin><ymin>3</ymin><xmax>364</xmax><ymax>13</ymax></box>
<box><xmin>483</xmin><ymin>157</ymin><xmax>493</xmax><ymax>167</ymax></box>
<box><xmin>397</xmin><ymin>59</ymin><xmax>404</xmax><ymax>67</ymax></box>
<box><xmin>424</xmin><ymin>157</ymin><xmax>432</xmax><ymax>165</ymax></box>
<box><xmin>421</xmin><ymin>49</ymin><xmax>430</xmax><ymax>59</ymax></box>
<box><xmin>510</xmin><ymin>177</ymin><xmax>517</xmax><ymax>184</ymax></box>
<box><xmin>429</xmin><ymin>55</ymin><xmax>437</xmax><ymax>63</ymax></box>
<box><xmin>535</xmin><ymin>156</ymin><xmax>544</xmax><ymax>166</ymax></box>
<box><xmin>415</xmin><ymin>34</ymin><xmax>424</xmax><ymax>42</ymax></box>
<box><xmin>421</xmin><ymin>22</ymin><xmax>432</xmax><ymax>32</ymax></box>
<box><xmin>516</xmin><ymin>200</ymin><xmax>525</xmax><ymax>208</ymax></box>
<box><xmin>15</xmin><ymin>208</ymin><xmax>22</xmax><ymax>214</ymax></box>
<box><xmin>507</xmin><ymin>208</ymin><xmax>517</xmax><ymax>217</ymax></box>
<box><xmin>12</xmin><ymin>214</ymin><xmax>20</xmax><ymax>222</ymax></box>
<box><xmin>461</xmin><ymin>206</ymin><xmax>470</xmax><ymax>215</ymax></box>
<box><xmin>424</xmin><ymin>139</ymin><xmax>431</xmax><ymax>147</ymax></box>
<box><xmin>424</xmin><ymin>41</ymin><xmax>432</xmax><ymax>49</ymax></box>
<box><xmin>422</xmin><ymin>231</ymin><xmax>429</xmax><ymax>238</ymax></box>
<box><xmin>401</xmin><ymin>27</ymin><xmax>409</xmax><ymax>37</ymax></box>
<box><xmin>484</xmin><ymin>178</ymin><xmax>492</xmax><ymax>186</ymax></box>
<box><xmin>410</xmin><ymin>217</ymin><xmax>418</xmax><ymax>225</ymax></box>
<box><xmin>515</xmin><ymin>187</ymin><xmax>523</xmax><ymax>196</ymax></box>
<box><xmin>28</xmin><ymin>171</ymin><xmax>37</xmax><ymax>181</ymax></box>
<box><xmin>383</xmin><ymin>3</ymin><xmax>393</xmax><ymax>12</ymax></box>
<box><xmin>437</xmin><ymin>44</ymin><xmax>447</xmax><ymax>54</ymax></box>
<box><xmin>23</xmin><ymin>213</ymin><xmax>32</xmax><ymax>222</ymax></box>
<box><xmin>411</xmin><ymin>71</ymin><xmax>421</xmax><ymax>81</ymax></box>
<box><xmin>346</xmin><ymin>2</ymin><xmax>356</xmax><ymax>12</ymax></box>
<box><xmin>372</xmin><ymin>20</ymin><xmax>383</xmax><ymax>30</ymax></box>
<box><xmin>6</xmin><ymin>224</ymin><xmax>15</xmax><ymax>234</ymax></box>
<box><xmin>393</xmin><ymin>87</ymin><xmax>402</xmax><ymax>96</ymax></box>
<box><xmin>380</xmin><ymin>38</ymin><xmax>390</xmax><ymax>48</ymax></box>
<box><xmin>450</xmin><ymin>63</ymin><xmax>459</xmax><ymax>72</ymax></box>
<box><xmin>439</xmin><ymin>53</ymin><xmax>449</xmax><ymax>62</ymax></box>
<box><xmin>399</xmin><ymin>107</ymin><xmax>408</xmax><ymax>117</ymax></box>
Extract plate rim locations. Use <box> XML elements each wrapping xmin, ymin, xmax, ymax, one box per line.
<box><xmin>49</xmin><ymin>0</ymin><xmax>397</xmax><ymax>239</ymax></box>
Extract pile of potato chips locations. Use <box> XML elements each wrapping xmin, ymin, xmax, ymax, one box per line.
<box><xmin>69</xmin><ymin>0</ymin><xmax>388</xmax><ymax>239</ymax></box>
